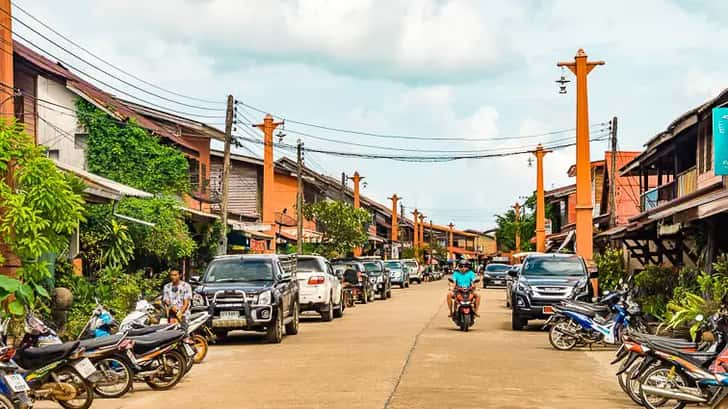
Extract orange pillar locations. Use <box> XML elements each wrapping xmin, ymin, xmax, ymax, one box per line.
<box><xmin>412</xmin><ymin>209</ymin><xmax>420</xmax><ymax>251</ymax></box>
<box><xmin>418</xmin><ymin>215</ymin><xmax>425</xmax><ymax>246</ymax></box>
<box><xmin>448</xmin><ymin>222</ymin><xmax>454</xmax><ymax>260</ymax></box>
<box><xmin>388</xmin><ymin>194</ymin><xmax>400</xmax><ymax>242</ymax></box>
<box><xmin>513</xmin><ymin>202</ymin><xmax>522</xmax><ymax>253</ymax></box>
<box><xmin>0</xmin><ymin>0</ymin><xmax>19</xmax><ymax>277</ymax></box>
<box><xmin>255</xmin><ymin>114</ymin><xmax>283</xmax><ymax>253</ymax></box>
<box><xmin>349</xmin><ymin>172</ymin><xmax>364</xmax><ymax>256</ymax></box>
<box><xmin>558</xmin><ymin>49</ymin><xmax>604</xmax><ymax>263</ymax></box>
<box><xmin>533</xmin><ymin>144</ymin><xmax>551</xmax><ymax>253</ymax></box>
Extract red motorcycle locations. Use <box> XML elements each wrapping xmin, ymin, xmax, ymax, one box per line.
<box><xmin>450</xmin><ymin>284</ymin><xmax>477</xmax><ymax>331</ymax></box>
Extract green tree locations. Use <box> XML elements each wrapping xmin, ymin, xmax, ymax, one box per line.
<box><xmin>0</xmin><ymin>119</ymin><xmax>85</xmax><ymax>315</ymax></box>
<box><xmin>302</xmin><ymin>200</ymin><xmax>370</xmax><ymax>258</ymax></box>
<box><xmin>494</xmin><ymin>192</ymin><xmax>552</xmax><ymax>252</ymax></box>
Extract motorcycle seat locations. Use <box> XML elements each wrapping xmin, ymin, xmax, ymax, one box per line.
<box><xmin>131</xmin><ymin>330</ymin><xmax>185</xmax><ymax>355</ymax></box>
<box><xmin>79</xmin><ymin>333</ymin><xmax>125</xmax><ymax>350</ymax></box>
<box><xmin>562</xmin><ymin>300</ymin><xmax>610</xmax><ymax>313</ymax></box>
<box><xmin>557</xmin><ymin>304</ymin><xmax>609</xmax><ymax>319</ymax></box>
<box><xmin>15</xmin><ymin>341</ymin><xmax>80</xmax><ymax>371</ymax></box>
<box><xmin>126</xmin><ymin>324</ymin><xmax>171</xmax><ymax>337</ymax></box>
<box><xmin>647</xmin><ymin>340</ymin><xmax>716</xmax><ymax>366</ymax></box>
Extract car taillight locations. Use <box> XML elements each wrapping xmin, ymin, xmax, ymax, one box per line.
<box><xmin>308</xmin><ymin>276</ymin><xmax>325</xmax><ymax>285</ymax></box>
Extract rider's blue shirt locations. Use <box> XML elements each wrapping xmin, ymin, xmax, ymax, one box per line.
<box><xmin>452</xmin><ymin>270</ymin><xmax>477</xmax><ymax>288</ymax></box>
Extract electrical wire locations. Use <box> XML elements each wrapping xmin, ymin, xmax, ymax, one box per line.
<box><xmin>238</xmin><ymin>98</ymin><xmax>608</xmax><ymax>142</ymax></box>
<box><xmin>8</xmin><ymin>3</ymin><xmax>225</xmax><ymax>106</ymax></box>
<box><xmin>0</xmin><ymin>27</ymin><xmax>226</xmax><ymax>119</ymax></box>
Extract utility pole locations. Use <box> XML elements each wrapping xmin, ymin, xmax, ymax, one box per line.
<box><xmin>412</xmin><ymin>209</ymin><xmax>420</xmax><ymax>251</ymax></box>
<box><xmin>296</xmin><ymin>140</ymin><xmax>304</xmax><ymax>254</ymax></box>
<box><xmin>513</xmin><ymin>202</ymin><xmax>522</xmax><ymax>253</ymax></box>
<box><xmin>255</xmin><ymin>114</ymin><xmax>283</xmax><ymax>253</ymax></box>
<box><xmin>388</xmin><ymin>194</ymin><xmax>400</xmax><ymax>259</ymax></box>
<box><xmin>557</xmin><ymin>49</ymin><xmax>604</xmax><ymax>264</ymax></box>
<box><xmin>532</xmin><ymin>144</ymin><xmax>551</xmax><ymax>253</ymax></box>
<box><xmin>448</xmin><ymin>223</ymin><xmax>454</xmax><ymax>260</ymax></box>
<box><xmin>609</xmin><ymin>116</ymin><xmax>619</xmax><ymax>228</ymax></box>
<box><xmin>349</xmin><ymin>171</ymin><xmax>364</xmax><ymax>256</ymax></box>
<box><xmin>217</xmin><ymin>95</ymin><xmax>234</xmax><ymax>255</ymax></box>
<box><xmin>0</xmin><ymin>0</ymin><xmax>18</xmax><ymax>276</ymax></box>
<box><xmin>340</xmin><ymin>172</ymin><xmax>346</xmax><ymax>201</ymax></box>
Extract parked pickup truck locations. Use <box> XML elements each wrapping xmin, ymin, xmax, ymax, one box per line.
<box><xmin>191</xmin><ymin>254</ymin><xmax>300</xmax><ymax>343</ymax></box>
<box><xmin>509</xmin><ymin>254</ymin><xmax>590</xmax><ymax>331</ymax></box>
<box><xmin>296</xmin><ymin>255</ymin><xmax>344</xmax><ymax>321</ymax></box>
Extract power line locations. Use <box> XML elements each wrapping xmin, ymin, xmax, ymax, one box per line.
<box><xmin>0</xmin><ymin>26</ymin><xmax>226</xmax><ymax>119</ymax></box>
<box><xmin>236</xmin><ymin>100</ymin><xmax>607</xmax><ymax>142</ymax></box>
<box><xmin>9</xmin><ymin>3</ymin><xmax>225</xmax><ymax>106</ymax></box>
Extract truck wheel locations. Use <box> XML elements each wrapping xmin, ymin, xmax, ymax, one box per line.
<box><xmin>321</xmin><ymin>298</ymin><xmax>334</xmax><ymax>322</ymax></box>
<box><xmin>333</xmin><ymin>293</ymin><xmax>344</xmax><ymax>318</ymax></box>
<box><xmin>405</xmin><ymin>281</ymin><xmax>410</xmax><ymax>288</ymax></box>
<box><xmin>285</xmin><ymin>302</ymin><xmax>300</xmax><ymax>335</ymax></box>
<box><xmin>266</xmin><ymin>312</ymin><xmax>283</xmax><ymax>343</ymax></box>
<box><xmin>386</xmin><ymin>288</ymin><xmax>392</xmax><ymax>298</ymax></box>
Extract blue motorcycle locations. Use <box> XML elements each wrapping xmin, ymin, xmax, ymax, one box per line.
<box><xmin>545</xmin><ymin>290</ymin><xmax>642</xmax><ymax>350</ymax></box>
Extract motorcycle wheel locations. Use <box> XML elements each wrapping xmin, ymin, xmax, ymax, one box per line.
<box><xmin>192</xmin><ymin>334</ymin><xmax>208</xmax><ymax>363</ymax></box>
<box><xmin>146</xmin><ymin>350</ymin><xmax>186</xmax><ymax>390</ymax></box>
<box><xmin>56</xmin><ymin>365</ymin><xmax>94</xmax><ymax>409</ymax></box>
<box><xmin>0</xmin><ymin>393</ymin><xmax>13</xmax><ymax>409</ymax></box>
<box><xmin>548</xmin><ymin>321</ymin><xmax>578</xmax><ymax>350</ymax></box>
<box><xmin>462</xmin><ymin>314</ymin><xmax>472</xmax><ymax>332</ymax></box>
<box><xmin>622</xmin><ymin>362</ymin><xmax>652</xmax><ymax>407</ymax></box>
<box><xmin>639</xmin><ymin>365</ymin><xmax>689</xmax><ymax>409</ymax></box>
<box><xmin>93</xmin><ymin>354</ymin><xmax>134</xmax><ymax>398</ymax></box>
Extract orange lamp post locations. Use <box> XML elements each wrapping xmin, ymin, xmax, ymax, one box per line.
<box><xmin>349</xmin><ymin>172</ymin><xmax>364</xmax><ymax>256</ymax></box>
<box><xmin>512</xmin><ymin>202</ymin><xmax>522</xmax><ymax>254</ymax></box>
<box><xmin>388</xmin><ymin>194</ymin><xmax>400</xmax><ymax>243</ymax></box>
<box><xmin>557</xmin><ymin>49</ymin><xmax>604</xmax><ymax>263</ymax></box>
<box><xmin>255</xmin><ymin>114</ymin><xmax>283</xmax><ymax>253</ymax></box>
<box><xmin>532</xmin><ymin>144</ymin><xmax>551</xmax><ymax>253</ymax></box>
<box><xmin>412</xmin><ymin>208</ymin><xmax>420</xmax><ymax>250</ymax></box>
<box><xmin>448</xmin><ymin>222</ymin><xmax>454</xmax><ymax>260</ymax></box>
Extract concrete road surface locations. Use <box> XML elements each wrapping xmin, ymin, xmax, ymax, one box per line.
<box><xmin>42</xmin><ymin>279</ymin><xmax>636</xmax><ymax>409</ymax></box>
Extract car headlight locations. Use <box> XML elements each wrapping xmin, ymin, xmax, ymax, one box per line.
<box><xmin>517</xmin><ymin>281</ymin><xmax>531</xmax><ymax>293</ymax></box>
<box><xmin>484</xmin><ymin>273</ymin><xmax>492</xmax><ymax>278</ymax></box>
<box><xmin>192</xmin><ymin>293</ymin><xmax>206</xmax><ymax>307</ymax></box>
<box><xmin>257</xmin><ymin>290</ymin><xmax>272</xmax><ymax>305</ymax></box>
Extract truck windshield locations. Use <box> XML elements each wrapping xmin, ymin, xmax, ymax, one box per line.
<box><xmin>486</xmin><ymin>264</ymin><xmax>511</xmax><ymax>272</ymax></box>
<box><xmin>385</xmin><ymin>262</ymin><xmax>401</xmax><ymax>269</ymax></box>
<box><xmin>522</xmin><ymin>257</ymin><xmax>585</xmax><ymax>277</ymax></box>
<box><xmin>204</xmin><ymin>259</ymin><xmax>274</xmax><ymax>282</ymax></box>
<box><xmin>404</xmin><ymin>262</ymin><xmax>417</xmax><ymax>270</ymax></box>
<box><xmin>363</xmin><ymin>263</ymin><xmax>381</xmax><ymax>273</ymax></box>
<box><xmin>297</xmin><ymin>258</ymin><xmax>324</xmax><ymax>272</ymax></box>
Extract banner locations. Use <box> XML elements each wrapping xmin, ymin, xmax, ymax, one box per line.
<box><xmin>713</xmin><ymin>107</ymin><xmax>728</xmax><ymax>175</ymax></box>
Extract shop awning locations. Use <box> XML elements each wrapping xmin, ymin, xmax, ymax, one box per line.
<box><xmin>368</xmin><ymin>235</ymin><xmax>385</xmax><ymax>243</ymax></box>
<box><xmin>176</xmin><ymin>206</ymin><xmax>220</xmax><ymax>221</ymax></box>
<box><xmin>54</xmin><ymin>160</ymin><xmax>152</xmax><ymax>202</ymax></box>
<box><xmin>595</xmin><ymin>225</ymin><xmax>628</xmax><ymax>239</ymax></box>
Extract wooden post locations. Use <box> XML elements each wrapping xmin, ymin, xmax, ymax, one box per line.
<box><xmin>255</xmin><ymin>114</ymin><xmax>283</xmax><ymax>253</ymax></box>
<box><xmin>217</xmin><ymin>95</ymin><xmax>234</xmax><ymax>255</ymax></box>
<box><xmin>558</xmin><ymin>49</ymin><xmax>603</xmax><ymax>263</ymax></box>
<box><xmin>609</xmin><ymin>117</ymin><xmax>618</xmax><ymax>227</ymax></box>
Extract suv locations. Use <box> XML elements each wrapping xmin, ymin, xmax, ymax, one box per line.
<box><xmin>509</xmin><ymin>254</ymin><xmax>590</xmax><ymax>331</ymax></box>
<box><xmin>385</xmin><ymin>260</ymin><xmax>410</xmax><ymax>288</ymax></box>
<box><xmin>191</xmin><ymin>254</ymin><xmax>300</xmax><ymax>343</ymax></box>
<box><xmin>402</xmin><ymin>259</ymin><xmax>422</xmax><ymax>284</ymax></box>
<box><xmin>361</xmin><ymin>259</ymin><xmax>392</xmax><ymax>300</ymax></box>
<box><xmin>482</xmin><ymin>263</ymin><xmax>511</xmax><ymax>288</ymax></box>
<box><xmin>297</xmin><ymin>255</ymin><xmax>344</xmax><ymax>321</ymax></box>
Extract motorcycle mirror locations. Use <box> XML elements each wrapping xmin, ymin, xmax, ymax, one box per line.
<box><xmin>602</xmin><ymin>290</ymin><xmax>610</xmax><ymax>296</ymax></box>
<box><xmin>696</xmin><ymin>314</ymin><xmax>705</xmax><ymax>322</ymax></box>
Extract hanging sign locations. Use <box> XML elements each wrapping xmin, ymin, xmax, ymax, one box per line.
<box><xmin>713</xmin><ymin>107</ymin><xmax>728</xmax><ymax>175</ymax></box>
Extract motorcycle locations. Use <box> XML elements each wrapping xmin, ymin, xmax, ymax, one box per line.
<box><xmin>5</xmin><ymin>316</ymin><xmax>97</xmax><ymax>409</ymax></box>
<box><xmin>449</xmin><ymin>284</ymin><xmax>477</xmax><ymax>332</ymax></box>
<box><xmin>545</xmin><ymin>288</ymin><xmax>644</xmax><ymax>350</ymax></box>
<box><xmin>0</xmin><ymin>346</ymin><xmax>33</xmax><ymax>409</ymax></box>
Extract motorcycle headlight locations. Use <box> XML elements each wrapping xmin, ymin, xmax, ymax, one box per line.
<box><xmin>192</xmin><ymin>293</ymin><xmax>206</xmax><ymax>307</ymax></box>
<box><xmin>257</xmin><ymin>290</ymin><xmax>272</xmax><ymax>305</ymax></box>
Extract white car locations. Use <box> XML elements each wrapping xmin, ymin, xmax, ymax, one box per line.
<box><xmin>402</xmin><ymin>259</ymin><xmax>423</xmax><ymax>284</ymax></box>
<box><xmin>297</xmin><ymin>255</ymin><xmax>344</xmax><ymax>321</ymax></box>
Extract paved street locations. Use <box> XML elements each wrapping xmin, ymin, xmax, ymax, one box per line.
<box><xmin>46</xmin><ymin>280</ymin><xmax>634</xmax><ymax>409</ymax></box>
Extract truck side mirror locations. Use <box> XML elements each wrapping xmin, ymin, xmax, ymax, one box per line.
<box><xmin>507</xmin><ymin>269</ymin><xmax>518</xmax><ymax>278</ymax></box>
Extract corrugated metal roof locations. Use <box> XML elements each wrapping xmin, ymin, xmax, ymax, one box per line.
<box><xmin>54</xmin><ymin>160</ymin><xmax>153</xmax><ymax>200</ymax></box>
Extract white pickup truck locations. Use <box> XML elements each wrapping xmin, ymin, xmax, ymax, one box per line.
<box><xmin>296</xmin><ymin>255</ymin><xmax>344</xmax><ymax>321</ymax></box>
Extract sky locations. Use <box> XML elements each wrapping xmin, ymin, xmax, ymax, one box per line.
<box><xmin>14</xmin><ymin>0</ymin><xmax>728</xmax><ymax>231</ymax></box>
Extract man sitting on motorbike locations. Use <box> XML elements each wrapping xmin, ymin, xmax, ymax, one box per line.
<box><xmin>447</xmin><ymin>260</ymin><xmax>481</xmax><ymax>317</ymax></box>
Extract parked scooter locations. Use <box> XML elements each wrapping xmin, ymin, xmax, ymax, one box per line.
<box><xmin>0</xmin><ymin>345</ymin><xmax>33</xmax><ymax>409</ymax></box>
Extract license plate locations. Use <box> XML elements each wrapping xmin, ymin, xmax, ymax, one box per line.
<box><xmin>220</xmin><ymin>311</ymin><xmax>240</xmax><ymax>320</ymax></box>
<box><xmin>74</xmin><ymin>358</ymin><xmax>97</xmax><ymax>379</ymax></box>
<box><xmin>4</xmin><ymin>374</ymin><xmax>28</xmax><ymax>392</ymax></box>
<box><xmin>543</xmin><ymin>306</ymin><xmax>554</xmax><ymax>315</ymax></box>
<box><xmin>493</xmin><ymin>280</ymin><xmax>503</xmax><ymax>285</ymax></box>
<box><xmin>183</xmin><ymin>343</ymin><xmax>195</xmax><ymax>357</ymax></box>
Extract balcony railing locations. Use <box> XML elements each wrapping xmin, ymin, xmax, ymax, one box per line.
<box><xmin>640</xmin><ymin>166</ymin><xmax>697</xmax><ymax>211</ymax></box>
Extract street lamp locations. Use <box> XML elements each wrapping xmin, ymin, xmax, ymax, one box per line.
<box><xmin>556</xmin><ymin>67</ymin><xmax>570</xmax><ymax>94</ymax></box>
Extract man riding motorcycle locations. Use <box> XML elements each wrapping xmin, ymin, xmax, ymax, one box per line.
<box><xmin>447</xmin><ymin>260</ymin><xmax>481</xmax><ymax>317</ymax></box>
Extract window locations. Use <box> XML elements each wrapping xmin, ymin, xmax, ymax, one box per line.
<box><xmin>47</xmin><ymin>149</ymin><xmax>59</xmax><ymax>160</ymax></box>
<box><xmin>188</xmin><ymin>157</ymin><xmax>200</xmax><ymax>190</ymax></box>
<box><xmin>74</xmin><ymin>133</ymin><xmax>88</xmax><ymax>149</ymax></box>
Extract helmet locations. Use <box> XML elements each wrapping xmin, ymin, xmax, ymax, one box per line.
<box><xmin>458</xmin><ymin>260</ymin><xmax>471</xmax><ymax>268</ymax></box>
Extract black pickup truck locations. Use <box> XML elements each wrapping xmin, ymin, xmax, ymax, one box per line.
<box><xmin>190</xmin><ymin>254</ymin><xmax>299</xmax><ymax>343</ymax></box>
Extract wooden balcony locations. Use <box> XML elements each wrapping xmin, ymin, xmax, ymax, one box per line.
<box><xmin>641</xmin><ymin>166</ymin><xmax>697</xmax><ymax>211</ymax></box>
